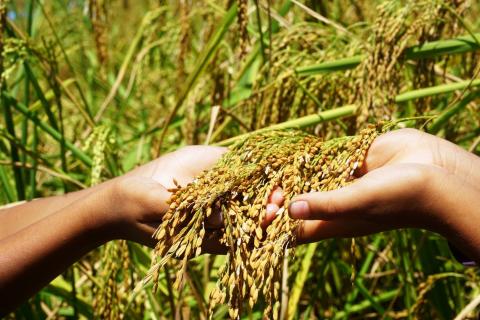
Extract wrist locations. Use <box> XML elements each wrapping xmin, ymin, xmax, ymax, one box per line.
<box><xmin>100</xmin><ymin>176</ymin><xmax>171</xmax><ymax>244</ymax></box>
<box><xmin>80</xmin><ymin>179</ymin><xmax>127</xmax><ymax>243</ymax></box>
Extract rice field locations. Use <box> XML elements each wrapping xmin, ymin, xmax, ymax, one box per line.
<box><xmin>1</xmin><ymin>0</ymin><xmax>480</xmax><ymax>319</ymax></box>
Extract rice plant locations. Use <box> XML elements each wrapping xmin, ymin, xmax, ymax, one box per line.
<box><xmin>1</xmin><ymin>0</ymin><xmax>479</xmax><ymax>319</ymax></box>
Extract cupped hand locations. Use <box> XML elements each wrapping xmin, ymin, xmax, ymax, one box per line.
<box><xmin>104</xmin><ymin>146</ymin><xmax>227</xmax><ymax>249</ymax></box>
<box><xmin>105</xmin><ymin>145</ymin><xmax>288</xmax><ymax>252</ymax></box>
<box><xmin>265</xmin><ymin>129</ymin><xmax>480</xmax><ymax>247</ymax></box>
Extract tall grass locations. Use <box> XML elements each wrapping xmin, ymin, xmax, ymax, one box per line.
<box><xmin>1</xmin><ymin>0</ymin><xmax>479</xmax><ymax>319</ymax></box>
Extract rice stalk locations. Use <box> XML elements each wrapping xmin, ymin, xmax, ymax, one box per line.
<box><xmin>149</xmin><ymin>125</ymin><xmax>380</xmax><ymax>319</ymax></box>
<box><xmin>237</xmin><ymin>0</ymin><xmax>249</xmax><ymax>59</ymax></box>
<box><xmin>219</xmin><ymin>76</ymin><xmax>480</xmax><ymax>147</ymax></box>
<box><xmin>88</xmin><ymin>0</ymin><xmax>109</xmax><ymax>69</ymax></box>
<box><xmin>93</xmin><ymin>240</ymin><xmax>133</xmax><ymax>320</ymax></box>
<box><xmin>355</xmin><ymin>0</ymin><xmax>466</xmax><ymax>127</ymax></box>
<box><xmin>177</xmin><ymin>0</ymin><xmax>190</xmax><ymax>90</ymax></box>
<box><xmin>155</xmin><ymin>4</ymin><xmax>238</xmax><ymax>154</ymax></box>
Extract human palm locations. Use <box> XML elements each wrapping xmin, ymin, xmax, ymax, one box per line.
<box><xmin>109</xmin><ymin>146</ymin><xmax>227</xmax><ymax>248</ymax></box>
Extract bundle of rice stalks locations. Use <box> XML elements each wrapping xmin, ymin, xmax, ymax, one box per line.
<box><xmin>149</xmin><ymin>125</ymin><xmax>379</xmax><ymax>319</ymax></box>
<box><xmin>355</xmin><ymin>0</ymin><xmax>466</xmax><ymax>126</ymax></box>
<box><xmin>244</xmin><ymin>24</ymin><xmax>362</xmax><ymax>130</ymax></box>
<box><xmin>242</xmin><ymin>0</ymin><xmax>467</xmax><ymax>136</ymax></box>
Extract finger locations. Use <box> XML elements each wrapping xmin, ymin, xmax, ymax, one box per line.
<box><xmin>202</xmin><ymin>231</ymin><xmax>227</xmax><ymax>254</ymax></box>
<box><xmin>205</xmin><ymin>210</ymin><xmax>223</xmax><ymax>229</ymax></box>
<box><xmin>290</xmin><ymin>164</ymin><xmax>427</xmax><ymax>221</ymax></box>
<box><xmin>261</xmin><ymin>204</ymin><xmax>279</xmax><ymax>228</ymax></box>
<box><xmin>296</xmin><ymin>219</ymin><xmax>392</xmax><ymax>243</ymax></box>
<box><xmin>133</xmin><ymin>223</ymin><xmax>158</xmax><ymax>248</ymax></box>
<box><xmin>288</xmin><ymin>176</ymin><xmax>379</xmax><ymax>221</ymax></box>
<box><xmin>268</xmin><ymin>187</ymin><xmax>285</xmax><ymax>207</ymax></box>
<box><xmin>261</xmin><ymin>187</ymin><xmax>285</xmax><ymax>228</ymax></box>
<box><xmin>176</xmin><ymin>146</ymin><xmax>228</xmax><ymax>176</ymax></box>
<box><xmin>354</xmin><ymin>132</ymin><xmax>391</xmax><ymax>176</ymax></box>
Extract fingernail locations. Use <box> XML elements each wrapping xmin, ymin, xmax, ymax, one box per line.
<box><xmin>289</xmin><ymin>201</ymin><xmax>310</xmax><ymax>219</ymax></box>
<box><xmin>266</xmin><ymin>203</ymin><xmax>279</xmax><ymax>215</ymax></box>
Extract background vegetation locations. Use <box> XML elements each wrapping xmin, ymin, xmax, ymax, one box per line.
<box><xmin>1</xmin><ymin>0</ymin><xmax>479</xmax><ymax>319</ymax></box>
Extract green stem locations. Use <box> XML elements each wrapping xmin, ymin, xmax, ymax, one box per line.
<box><xmin>297</xmin><ymin>55</ymin><xmax>363</xmax><ymax>75</ymax></box>
<box><xmin>29</xmin><ymin>122</ymin><xmax>38</xmax><ymax>199</ymax></box>
<box><xmin>287</xmin><ymin>243</ymin><xmax>318</xmax><ymax>320</ymax></box>
<box><xmin>217</xmin><ymin>78</ymin><xmax>480</xmax><ymax>146</ymax></box>
<box><xmin>2</xmin><ymin>93</ymin><xmax>25</xmax><ymax>200</ymax></box>
<box><xmin>0</xmin><ymin>165</ymin><xmax>15</xmax><ymax>202</ymax></box>
<box><xmin>215</xmin><ymin>105</ymin><xmax>357</xmax><ymax>146</ymax></box>
<box><xmin>296</xmin><ymin>33</ymin><xmax>480</xmax><ymax>76</ymax></box>
<box><xmin>395</xmin><ymin>79</ymin><xmax>480</xmax><ymax>102</ymax></box>
<box><xmin>343</xmin><ymin>236</ymin><xmax>383</xmax><ymax>318</ymax></box>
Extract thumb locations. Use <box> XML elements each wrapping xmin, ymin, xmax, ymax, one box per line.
<box><xmin>288</xmin><ymin>180</ymin><xmax>373</xmax><ymax>221</ymax></box>
<box><xmin>288</xmin><ymin>165</ymin><xmax>418</xmax><ymax>221</ymax></box>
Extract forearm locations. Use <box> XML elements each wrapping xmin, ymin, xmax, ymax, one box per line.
<box><xmin>0</xmin><ymin>186</ymin><xmax>115</xmax><ymax>315</ymax></box>
<box><xmin>0</xmin><ymin>180</ymin><xmax>114</xmax><ymax>239</ymax></box>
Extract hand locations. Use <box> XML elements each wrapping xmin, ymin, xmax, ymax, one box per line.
<box><xmin>0</xmin><ymin>145</ymin><xmax>228</xmax><ymax>312</ymax></box>
<box><xmin>103</xmin><ymin>146</ymin><xmax>227</xmax><ymax>249</ymax></box>
<box><xmin>269</xmin><ymin>129</ymin><xmax>480</xmax><ymax>261</ymax></box>
<box><xmin>101</xmin><ymin>144</ymin><xmax>286</xmax><ymax>252</ymax></box>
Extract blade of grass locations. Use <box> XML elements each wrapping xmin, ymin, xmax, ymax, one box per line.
<box><xmin>0</xmin><ymin>136</ymin><xmax>89</xmax><ymax>191</ymax></box>
<box><xmin>28</xmin><ymin>118</ymin><xmax>37</xmax><ymax>199</ymax></box>
<box><xmin>428</xmin><ymin>91</ymin><xmax>479</xmax><ymax>134</ymax></box>
<box><xmin>43</xmin><ymin>283</ymin><xmax>92</xmax><ymax>318</ymax></box>
<box><xmin>35</xmin><ymin>1</ymin><xmax>93</xmax><ymax>120</ymax></box>
<box><xmin>410</xmin><ymin>231</ymin><xmax>455</xmax><ymax>319</ymax></box>
<box><xmin>342</xmin><ymin>236</ymin><xmax>383</xmax><ymax>319</ymax></box>
<box><xmin>395</xmin><ymin>79</ymin><xmax>480</xmax><ymax>102</ymax></box>
<box><xmin>2</xmin><ymin>93</ymin><xmax>25</xmax><ymax>200</ymax></box>
<box><xmin>3</xmin><ymin>93</ymin><xmax>93</xmax><ymax>166</ymax></box>
<box><xmin>337</xmin><ymin>260</ymin><xmax>391</xmax><ymax>317</ymax></box>
<box><xmin>398</xmin><ymin>231</ymin><xmax>416</xmax><ymax>318</ymax></box>
<box><xmin>21</xmin><ymin>80</ymin><xmax>30</xmax><ymax>200</ymax></box>
<box><xmin>6</xmin><ymin>21</ymin><xmax>94</xmax><ymax>128</ymax></box>
<box><xmin>21</xmin><ymin>1</ymin><xmax>34</xmax><ymax>199</ymax></box>
<box><xmin>23</xmin><ymin>62</ymin><xmax>59</xmax><ymax>130</ymax></box>
<box><xmin>0</xmin><ymin>160</ymin><xmax>87</xmax><ymax>189</ymax></box>
<box><xmin>334</xmin><ymin>289</ymin><xmax>399</xmax><ymax>319</ymax></box>
<box><xmin>95</xmin><ymin>7</ymin><xmax>166</xmax><ymax>121</ymax></box>
<box><xmin>0</xmin><ymin>165</ymin><xmax>15</xmax><ymax>202</ymax></box>
<box><xmin>253</xmin><ymin>0</ymin><xmax>267</xmax><ymax>63</ymax></box>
